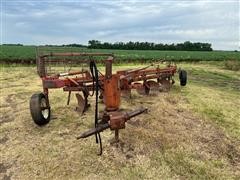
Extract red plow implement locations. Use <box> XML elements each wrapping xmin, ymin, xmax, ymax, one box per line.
<box><xmin>30</xmin><ymin>50</ymin><xmax>187</xmax><ymax>154</ymax></box>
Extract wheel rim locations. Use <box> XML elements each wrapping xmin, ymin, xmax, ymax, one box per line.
<box><xmin>41</xmin><ymin>98</ymin><xmax>49</xmax><ymax>119</ymax></box>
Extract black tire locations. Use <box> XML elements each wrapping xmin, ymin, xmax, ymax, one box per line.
<box><xmin>179</xmin><ymin>70</ymin><xmax>187</xmax><ymax>86</ymax></box>
<box><xmin>30</xmin><ymin>93</ymin><xmax>51</xmax><ymax>126</ymax></box>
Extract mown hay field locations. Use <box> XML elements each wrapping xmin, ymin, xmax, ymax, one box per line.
<box><xmin>0</xmin><ymin>62</ymin><xmax>240</xmax><ymax>179</ymax></box>
<box><xmin>0</xmin><ymin>45</ymin><xmax>240</xmax><ymax>63</ymax></box>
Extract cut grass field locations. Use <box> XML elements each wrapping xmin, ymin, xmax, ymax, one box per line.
<box><xmin>1</xmin><ymin>45</ymin><xmax>240</xmax><ymax>63</ymax></box>
<box><xmin>0</xmin><ymin>62</ymin><xmax>240</xmax><ymax>179</ymax></box>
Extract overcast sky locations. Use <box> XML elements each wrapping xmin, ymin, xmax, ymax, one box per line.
<box><xmin>1</xmin><ymin>0</ymin><xmax>239</xmax><ymax>50</ymax></box>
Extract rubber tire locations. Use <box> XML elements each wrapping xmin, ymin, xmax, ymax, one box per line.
<box><xmin>179</xmin><ymin>70</ymin><xmax>187</xmax><ymax>86</ymax></box>
<box><xmin>30</xmin><ymin>93</ymin><xmax>51</xmax><ymax>126</ymax></box>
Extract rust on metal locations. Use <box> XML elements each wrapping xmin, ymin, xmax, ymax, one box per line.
<box><xmin>103</xmin><ymin>74</ymin><xmax>121</xmax><ymax>111</ymax></box>
<box><xmin>78</xmin><ymin>107</ymin><xmax>148</xmax><ymax>139</ymax></box>
<box><xmin>32</xmin><ymin>49</ymin><xmax>186</xmax><ymax>154</ymax></box>
<box><xmin>75</xmin><ymin>93</ymin><xmax>87</xmax><ymax>114</ymax></box>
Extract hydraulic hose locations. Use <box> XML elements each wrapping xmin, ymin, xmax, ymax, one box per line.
<box><xmin>89</xmin><ymin>60</ymin><xmax>103</xmax><ymax>155</ymax></box>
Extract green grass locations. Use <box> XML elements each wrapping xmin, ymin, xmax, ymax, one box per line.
<box><xmin>177</xmin><ymin>62</ymin><xmax>240</xmax><ymax>138</ymax></box>
<box><xmin>150</xmin><ymin>149</ymin><xmax>235</xmax><ymax>180</ymax></box>
<box><xmin>1</xmin><ymin>45</ymin><xmax>239</xmax><ymax>63</ymax></box>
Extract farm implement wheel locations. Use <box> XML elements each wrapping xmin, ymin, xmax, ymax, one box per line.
<box><xmin>179</xmin><ymin>70</ymin><xmax>187</xmax><ymax>86</ymax></box>
<box><xmin>30</xmin><ymin>93</ymin><xmax>51</xmax><ymax>126</ymax></box>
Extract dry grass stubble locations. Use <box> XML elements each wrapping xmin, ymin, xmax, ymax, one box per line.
<box><xmin>0</xmin><ymin>65</ymin><xmax>240</xmax><ymax>179</ymax></box>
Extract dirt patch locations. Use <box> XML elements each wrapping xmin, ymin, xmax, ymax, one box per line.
<box><xmin>226</xmin><ymin>143</ymin><xmax>240</xmax><ymax>165</ymax></box>
<box><xmin>5</xmin><ymin>93</ymin><xmax>29</xmax><ymax>108</ymax></box>
<box><xmin>0</xmin><ymin>115</ymin><xmax>14</xmax><ymax>126</ymax></box>
<box><xmin>110</xmin><ymin>140</ymin><xmax>135</xmax><ymax>159</ymax></box>
<box><xmin>0</xmin><ymin>136</ymin><xmax>9</xmax><ymax>144</ymax></box>
<box><xmin>6</xmin><ymin>94</ymin><xmax>15</xmax><ymax>108</ymax></box>
<box><xmin>0</xmin><ymin>163</ymin><xmax>9</xmax><ymax>174</ymax></box>
<box><xmin>0</xmin><ymin>93</ymin><xmax>30</xmax><ymax>126</ymax></box>
<box><xmin>2</xmin><ymin>174</ymin><xmax>13</xmax><ymax>180</ymax></box>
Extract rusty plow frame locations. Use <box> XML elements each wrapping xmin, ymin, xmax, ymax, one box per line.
<box><xmin>30</xmin><ymin>50</ymin><xmax>187</xmax><ymax>155</ymax></box>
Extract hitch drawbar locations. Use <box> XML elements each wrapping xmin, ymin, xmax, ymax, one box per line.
<box><xmin>77</xmin><ymin>107</ymin><xmax>148</xmax><ymax>139</ymax></box>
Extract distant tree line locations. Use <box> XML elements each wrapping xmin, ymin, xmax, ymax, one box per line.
<box><xmin>2</xmin><ymin>43</ymin><xmax>23</xmax><ymax>46</ymax></box>
<box><xmin>63</xmin><ymin>44</ymin><xmax>86</xmax><ymax>47</ymax></box>
<box><xmin>1</xmin><ymin>41</ymin><xmax>213</xmax><ymax>51</ymax></box>
<box><xmin>1</xmin><ymin>44</ymin><xmax>87</xmax><ymax>47</ymax></box>
<box><xmin>44</xmin><ymin>44</ymin><xmax>87</xmax><ymax>47</ymax></box>
<box><xmin>88</xmin><ymin>40</ymin><xmax>213</xmax><ymax>51</ymax></box>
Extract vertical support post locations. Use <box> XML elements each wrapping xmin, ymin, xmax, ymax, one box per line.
<box><xmin>105</xmin><ymin>56</ymin><xmax>113</xmax><ymax>79</ymax></box>
<box><xmin>67</xmin><ymin>91</ymin><xmax>71</xmax><ymax>105</ymax></box>
<box><xmin>115</xmin><ymin>129</ymin><xmax>119</xmax><ymax>142</ymax></box>
<box><xmin>43</xmin><ymin>87</ymin><xmax>50</xmax><ymax>107</ymax></box>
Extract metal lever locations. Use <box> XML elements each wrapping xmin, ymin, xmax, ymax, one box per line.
<box><xmin>77</xmin><ymin>123</ymin><xmax>110</xmax><ymax>139</ymax></box>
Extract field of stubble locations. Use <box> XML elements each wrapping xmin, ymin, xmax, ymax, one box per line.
<box><xmin>0</xmin><ymin>62</ymin><xmax>240</xmax><ymax>179</ymax></box>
